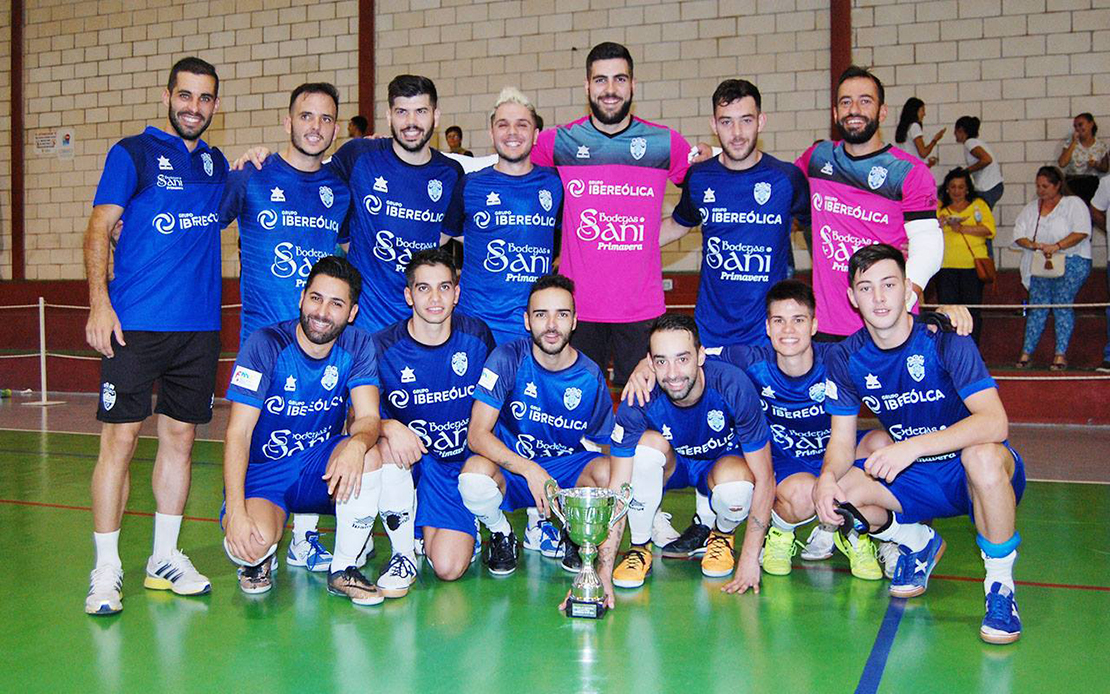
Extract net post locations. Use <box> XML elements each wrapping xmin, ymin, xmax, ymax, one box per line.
<box><xmin>22</xmin><ymin>296</ymin><xmax>64</xmax><ymax>407</ymax></box>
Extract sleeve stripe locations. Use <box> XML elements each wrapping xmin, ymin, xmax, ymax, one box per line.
<box><xmin>904</xmin><ymin>209</ymin><xmax>938</xmax><ymax>221</ymax></box>
<box><xmin>740</xmin><ymin>437</ymin><xmax>771</xmax><ymax>455</ymax></box>
<box><xmin>473</xmin><ymin>390</ymin><xmax>502</xmax><ymax>410</ymax></box>
<box><xmin>957</xmin><ymin>377</ymin><xmax>996</xmax><ymax>400</ymax></box>
<box><xmin>226</xmin><ymin>391</ymin><xmax>263</xmax><ymax>408</ymax></box>
<box><xmin>825</xmin><ymin>404</ymin><xmax>859</xmax><ymax>416</ymax></box>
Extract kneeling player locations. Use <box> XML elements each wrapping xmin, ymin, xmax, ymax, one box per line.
<box><xmin>460</xmin><ymin>274</ymin><xmax>614</xmax><ymax>575</ymax></box>
<box><xmin>815</xmin><ymin>244</ymin><xmax>1025</xmax><ymax>644</ymax></box>
<box><xmin>604</xmin><ymin>314</ymin><xmax>774</xmax><ymax>597</ymax></box>
<box><xmin>222</xmin><ymin>257</ymin><xmax>385</xmax><ymax>605</ymax></box>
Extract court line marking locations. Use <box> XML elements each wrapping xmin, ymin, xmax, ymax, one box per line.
<box><xmin>855</xmin><ymin>598</ymin><xmax>906</xmax><ymax>694</ymax></box>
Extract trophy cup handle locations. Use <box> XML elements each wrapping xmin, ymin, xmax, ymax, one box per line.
<box><xmin>545</xmin><ymin>478</ymin><xmax>566</xmax><ymax>526</ymax></box>
<box><xmin>608</xmin><ymin>483</ymin><xmax>634</xmax><ymax>528</ymax></box>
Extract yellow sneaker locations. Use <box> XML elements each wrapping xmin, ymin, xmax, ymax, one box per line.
<box><xmin>761</xmin><ymin>526</ymin><xmax>800</xmax><ymax>576</ymax></box>
<box><xmin>613</xmin><ymin>545</ymin><xmax>652</xmax><ymax>588</ymax></box>
<box><xmin>701</xmin><ymin>530</ymin><xmax>735</xmax><ymax>577</ymax></box>
<box><xmin>833</xmin><ymin>531</ymin><xmax>883</xmax><ymax>580</ymax></box>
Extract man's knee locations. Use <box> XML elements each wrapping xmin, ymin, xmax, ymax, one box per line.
<box><xmin>776</xmin><ymin>477</ymin><xmax>815</xmax><ymax>520</ymax></box>
<box><xmin>962</xmin><ymin>444</ymin><xmax>1011</xmax><ymax>488</ymax></box>
<box><xmin>461</xmin><ymin>455</ymin><xmax>498</xmax><ymax>476</ymax></box>
<box><xmin>431</xmin><ymin>554</ymin><xmax>469</xmax><ymax>582</ymax></box>
<box><xmin>707</xmin><ymin>455</ymin><xmax>753</xmax><ymax>487</ymax></box>
<box><xmin>637</xmin><ymin>430</ymin><xmax>670</xmax><ymax>454</ymax></box>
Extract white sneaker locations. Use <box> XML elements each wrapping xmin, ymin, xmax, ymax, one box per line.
<box><xmin>414</xmin><ymin>536</ymin><xmax>426</xmax><ymax>556</ymax></box>
<box><xmin>86</xmin><ymin>565</ymin><xmax>123</xmax><ymax>615</ymax></box>
<box><xmin>800</xmin><ymin>523</ymin><xmax>836</xmax><ymax>561</ymax></box>
<box><xmin>522</xmin><ymin>513</ymin><xmax>543</xmax><ymax>552</ymax></box>
<box><xmin>877</xmin><ymin>540</ymin><xmax>900</xmax><ymax>580</ymax></box>
<box><xmin>651</xmin><ymin>510</ymin><xmax>681</xmax><ymax>548</ymax></box>
<box><xmin>286</xmin><ymin>530</ymin><xmax>333</xmax><ymax>573</ymax></box>
<box><xmin>377</xmin><ymin>553</ymin><xmax>418</xmax><ymax>598</ymax></box>
<box><xmin>144</xmin><ymin>550</ymin><xmax>211</xmax><ymax>595</ymax></box>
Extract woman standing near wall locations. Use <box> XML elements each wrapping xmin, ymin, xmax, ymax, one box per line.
<box><xmin>1057</xmin><ymin>113</ymin><xmax>1108</xmax><ymax>204</ymax></box>
<box><xmin>954</xmin><ymin>116</ymin><xmax>1005</xmax><ymax>211</ymax></box>
<box><xmin>895</xmin><ymin>97</ymin><xmax>945</xmax><ymax>167</ymax></box>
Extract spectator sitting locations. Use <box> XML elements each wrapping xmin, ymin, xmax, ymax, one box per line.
<box><xmin>895</xmin><ymin>97</ymin><xmax>945</xmax><ymax>166</ymax></box>
<box><xmin>1057</xmin><ymin>113</ymin><xmax>1108</xmax><ymax>204</ymax></box>
<box><xmin>954</xmin><ymin>116</ymin><xmax>1004</xmax><ymax>211</ymax></box>
<box><xmin>445</xmin><ymin>125</ymin><xmax>473</xmax><ymax>156</ymax></box>
<box><xmin>936</xmin><ymin>167</ymin><xmax>996</xmax><ymax>345</ymax></box>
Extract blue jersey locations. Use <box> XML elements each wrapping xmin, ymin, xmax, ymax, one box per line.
<box><xmin>474</xmin><ymin>339</ymin><xmax>614</xmax><ymax>460</ymax></box>
<box><xmin>610</xmin><ymin>360</ymin><xmax>770</xmax><ymax>460</ymax></box>
<box><xmin>824</xmin><ymin>323</ymin><xmax>995</xmax><ymax>463</ymax></box>
<box><xmin>672</xmin><ymin>154</ymin><xmax>809</xmax><ymax>346</ymax></box>
<box><xmin>226</xmin><ymin>320</ymin><xmax>379</xmax><ymax>466</ymax></box>
<box><xmin>327</xmin><ymin>138</ymin><xmax>464</xmax><ymax>332</ymax></box>
<box><xmin>220</xmin><ymin>154</ymin><xmax>352</xmax><ymax>346</ymax></box>
<box><xmin>93</xmin><ymin>126</ymin><xmax>227</xmax><ymax>331</ymax></box>
<box><xmin>373</xmin><ymin>313</ymin><xmax>496</xmax><ymax>464</ymax></box>
<box><xmin>445</xmin><ymin>166</ymin><xmax>563</xmax><ymax>345</ymax></box>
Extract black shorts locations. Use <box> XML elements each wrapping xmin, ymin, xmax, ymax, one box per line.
<box><xmin>571</xmin><ymin>318</ymin><xmax>654</xmax><ymax>386</ymax></box>
<box><xmin>97</xmin><ymin>331</ymin><xmax>221</xmax><ymax>424</ymax></box>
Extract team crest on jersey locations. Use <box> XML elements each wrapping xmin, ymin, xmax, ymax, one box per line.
<box><xmin>703</xmin><ymin>187</ymin><xmax>716</xmax><ymax>203</ymax></box>
<box><xmin>157</xmin><ymin>155</ymin><xmax>173</xmax><ymax>171</ymax></box>
<box><xmin>906</xmin><ymin>354</ymin><xmax>926</xmax><ymax>382</ymax></box>
<box><xmin>270</xmin><ymin>187</ymin><xmax>285</xmax><ymax>202</ymax></box>
<box><xmin>428</xmin><ymin>179</ymin><xmax>443</xmax><ymax>202</ymax></box>
<box><xmin>321</xmin><ymin>365</ymin><xmax>339</xmax><ymax>391</ymax></box>
<box><xmin>101</xmin><ymin>382</ymin><xmax>116</xmax><ymax>411</ymax></box>
<box><xmin>563</xmin><ymin>387</ymin><xmax>582</xmax><ymax>411</ymax></box>
<box><xmin>486</xmin><ymin>191</ymin><xmax>501</xmax><ymax>206</ymax></box>
<box><xmin>285</xmin><ymin>375</ymin><xmax>297</xmax><ymax>392</ymax></box>
<box><xmin>754</xmin><ymin>181</ymin><xmax>772</xmax><ymax>205</ymax></box>
<box><xmin>630</xmin><ymin>137</ymin><xmax>647</xmax><ymax>160</ymax></box>
<box><xmin>707</xmin><ymin>409</ymin><xmax>725</xmax><ymax>432</ymax></box>
<box><xmin>867</xmin><ymin>165</ymin><xmax>888</xmax><ymax>190</ymax></box>
<box><xmin>661</xmin><ymin>424</ymin><xmax>673</xmax><ymax>440</ymax></box>
<box><xmin>451</xmin><ymin>351</ymin><xmax>468</xmax><ymax>376</ymax></box>
<box><xmin>808</xmin><ymin>382</ymin><xmax>826</xmax><ymax>403</ymax></box>
<box><xmin>539</xmin><ymin>189</ymin><xmax>553</xmax><ymax>212</ymax></box>
<box><xmin>201</xmin><ymin>152</ymin><xmax>213</xmax><ymax>177</ymax></box>
<box><xmin>319</xmin><ymin>186</ymin><xmax>334</xmax><ymax>208</ymax></box>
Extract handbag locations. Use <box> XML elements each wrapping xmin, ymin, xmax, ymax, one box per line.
<box><xmin>949</xmin><ymin>205</ymin><xmax>997</xmax><ymax>283</ymax></box>
<box><xmin>1028</xmin><ymin>206</ymin><xmax>1066</xmax><ymax>278</ymax></box>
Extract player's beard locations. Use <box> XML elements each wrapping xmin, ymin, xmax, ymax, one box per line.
<box><xmin>291</xmin><ymin>127</ymin><xmax>329</xmax><ymax>158</ymax></box>
<box><xmin>391</xmin><ymin>121</ymin><xmax>434</xmax><ymax>153</ymax></box>
<box><xmin>660</xmin><ymin>374</ymin><xmax>696</xmax><ymax>403</ymax></box>
<box><xmin>836</xmin><ymin>113</ymin><xmax>879</xmax><ymax>145</ymax></box>
<box><xmin>720</xmin><ymin>136</ymin><xmax>757</xmax><ymax>164</ymax></box>
<box><xmin>589</xmin><ymin>92</ymin><xmax>632</xmax><ymax>126</ymax></box>
<box><xmin>531</xmin><ymin>327</ymin><xmax>571</xmax><ymax>356</ymax></box>
<box><xmin>300</xmin><ymin>311</ymin><xmax>347</xmax><ymax>345</ymax></box>
<box><xmin>493</xmin><ymin>137</ymin><xmax>532</xmax><ymax>164</ymax></box>
<box><xmin>167</xmin><ymin>103</ymin><xmax>213</xmax><ymax>142</ymax></box>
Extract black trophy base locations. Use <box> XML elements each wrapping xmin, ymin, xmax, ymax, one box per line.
<box><xmin>565</xmin><ymin>598</ymin><xmax>607</xmax><ymax>619</ymax></box>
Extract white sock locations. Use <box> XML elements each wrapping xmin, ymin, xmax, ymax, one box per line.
<box><xmin>695</xmin><ymin>489</ymin><xmax>716</xmax><ymax>527</ymax></box>
<box><xmin>709</xmin><ymin>481</ymin><xmax>754</xmax><ymax>533</ymax></box>
<box><xmin>291</xmin><ymin>513</ymin><xmax>320</xmax><ymax>544</ymax></box>
<box><xmin>982</xmin><ymin>550</ymin><xmax>1017</xmax><ymax>594</ymax></box>
<box><xmin>458</xmin><ymin>473</ymin><xmax>511</xmax><ymax>536</ymax></box>
<box><xmin>870</xmin><ymin>516</ymin><xmax>933</xmax><ymax>552</ymax></box>
<box><xmin>526</xmin><ymin>506</ymin><xmax>541</xmax><ymax>528</ymax></box>
<box><xmin>331</xmin><ymin>469</ymin><xmax>383</xmax><ymax>572</ymax></box>
<box><xmin>152</xmin><ymin>512</ymin><xmax>182</xmax><ymax>560</ymax></box>
<box><xmin>380</xmin><ymin>464</ymin><xmax>416</xmax><ymax>557</ymax></box>
<box><xmin>629</xmin><ymin>445</ymin><xmax>666</xmax><ymax>546</ymax></box>
<box><xmin>94</xmin><ymin>530</ymin><xmax>122</xmax><ymax>569</ymax></box>
<box><xmin>771</xmin><ymin>510</ymin><xmax>810</xmax><ymax>532</ymax></box>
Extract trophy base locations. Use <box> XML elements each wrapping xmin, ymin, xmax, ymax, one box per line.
<box><xmin>565</xmin><ymin>598</ymin><xmax>607</xmax><ymax>619</ymax></box>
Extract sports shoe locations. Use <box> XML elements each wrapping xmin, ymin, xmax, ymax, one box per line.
<box><xmin>980</xmin><ymin>583</ymin><xmax>1022</xmax><ymax>644</ymax></box>
<box><xmin>524</xmin><ymin>519</ymin><xmax>563</xmax><ymax>558</ymax></box>
<box><xmin>833</xmin><ymin>531</ymin><xmax>883</xmax><ymax>581</ymax></box>
<box><xmin>651</xmin><ymin>510</ymin><xmax>681</xmax><ymax>548</ymax></box>
<box><xmin>377</xmin><ymin>553</ymin><xmax>418</xmax><ymax>598</ymax></box>
<box><xmin>327</xmin><ymin>566</ymin><xmax>384</xmax><ymax>606</ymax></box>
<box><xmin>877</xmin><ymin>541</ymin><xmax>901</xmax><ymax>580</ymax></box>
<box><xmin>144</xmin><ymin>550</ymin><xmax>211</xmax><ymax>595</ymax></box>
<box><xmin>760</xmin><ymin>526</ymin><xmax>800</xmax><ymax>576</ymax></box>
<box><xmin>486</xmin><ymin>531</ymin><xmax>518</xmax><ymax>576</ymax></box>
<box><xmin>613</xmin><ymin>545</ymin><xmax>653</xmax><ymax>588</ymax></box>
<box><xmin>85</xmin><ymin>565</ymin><xmax>123</xmax><ymax>615</ymax></box>
<box><xmin>286</xmin><ymin>530</ymin><xmax>334</xmax><ymax>572</ymax></box>
<box><xmin>559</xmin><ymin>528</ymin><xmax>583</xmax><ymax>573</ymax></box>
<box><xmin>661</xmin><ymin>515</ymin><xmax>711</xmax><ymax>558</ymax></box>
<box><xmin>237</xmin><ymin>555</ymin><xmax>277</xmax><ymax>595</ymax></box>
<box><xmin>889</xmin><ymin>531</ymin><xmax>946</xmax><ymax>598</ymax></box>
<box><xmin>701</xmin><ymin>530</ymin><xmax>736</xmax><ymax>577</ymax></box>
<box><xmin>800</xmin><ymin>523</ymin><xmax>836</xmax><ymax>561</ymax></box>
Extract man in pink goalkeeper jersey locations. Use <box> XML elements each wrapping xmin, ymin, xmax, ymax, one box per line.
<box><xmin>530</xmin><ymin>42</ymin><xmax>695</xmax><ymax>385</ymax></box>
<box><xmin>795</xmin><ymin>66</ymin><xmax>943</xmax><ymax>339</ymax></box>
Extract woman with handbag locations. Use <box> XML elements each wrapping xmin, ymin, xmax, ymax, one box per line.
<box><xmin>937</xmin><ymin>168</ymin><xmax>996</xmax><ymax>344</ymax></box>
<box><xmin>1013</xmin><ymin>166</ymin><xmax>1092</xmax><ymax>370</ymax></box>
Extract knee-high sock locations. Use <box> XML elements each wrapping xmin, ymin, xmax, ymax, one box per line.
<box><xmin>628</xmin><ymin>445</ymin><xmax>666</xmax><ymax>546</ymax></box>
<box><xmin>696</xmin><ymin>489</ymin><xmax>716</xmax><ymax>527</ymax></box>
<box><xmin>379</xmin><ymin>464</ymin><xmax>416</xmax><ymax>557</ymax></box>
<box><xmin>870</xmin><ymin>513</ymin><xmax>933</xmax><ymax>552</ymax></box>
<box><xmin>331</xmin><ymin>469</ymin><xmax>383</xmax><ymax>572</ymax></box>
<box><xmin>459</xmin><ymin>473</ymin><xmax>511</xmax><ymax>535</ymax></box>
<box><xmin>291</xmin><ymin>513</ymin><xmax>320</xmax><ymax>543</ymax></box>
<box><xmin>710</xmin><ymin>481</ymin><xmax>754</xmax><ymax>533</ymax></box>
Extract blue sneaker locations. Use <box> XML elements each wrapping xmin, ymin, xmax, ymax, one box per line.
<box><xmin>286</xmin><ymin>531</ymin><xmax>334</xmax><ymax>573</ymax></box>
<box><xmin>980</xmin><ymin>583</ymin><xmax>1021</xmax><ymax>644</ymax></box>
<box><xmin>523</xmin><ymin>518</ymin><xmax>564</xmax><ymax>558</ymax></box>
<box><xmin>889</xmin><ymin>531</ymin><xmax>946</xmax><ymax>598</ymax></box>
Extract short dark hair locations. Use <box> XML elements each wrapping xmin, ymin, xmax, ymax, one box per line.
<box><xmin>404</xmin><ymin>247</ymin><xmax>457</xmax><ymax>286</ymax></box>
<box><xmin>954</xmin><ymin>115</ymin><xmax>980</xmax><ymax>139</ymax></box>
<box><xmin>168</xmin><ymin>57</ymin><xmax>219</xmax><ymax>97</ymax></box>
<box><xmin>836</xmin><ymin>65</ymin><xmax>884</xmax><ymax>106</ymax></box>
<box><xmin>388</xmin><ymin>74</ymin><xmax>438</xmax><ymax>108</ymax></box>
<box><xmin>306</xmin><ymin>256</ymin><xmax>362</xmax><ymax>306</ymax></box>
<box><xmin>1035</xmin><ymin>165</ymin><xmax>1070</xmax><ymax>195</ymax></box>
<box><xmin>586</xmin><ymin>42</ymin><xmax>633</xmax><ymax>78</ymax></box>
<box><xmin>765</xmin><ymin>279</ymin><xmax>815</xmax><ymax>316</ymax></box>
<box><xmin>1075</xmin><ymin>112</ymin><xmax>1097</xmax><ymax>136</ymax></box>
<box><xmin>529</xmin><ymin>273</ymin><xmax>575</xmax><ymax>309</ymax></box>
<box><xmin>445</xmin><ymin>125</ymin><xmax>462</xmax><ymax>138</ymax></box>
<box><xmin>289</xmin><ymin>82</ymin><xmax>339</xmax><ymax>113</ymax></box>
<box><xmin>534</xmin><ymin>113</ymin><xmax>544</xmax><ymax>131</ymax></box>
<box><xmin>711</xmin><ymin>79</ymin><xmax>761</xmax><ymax>113</ymax></box>
<box><xmin>938</xmin><ymin>167</ymin><xmax>980</xmax><ymax>207</ymax></box>
<box><xmin>649</xmin><ymin>313</ymin><xmax>701</xmax><ymax>351</ymax></box>
<box><xmin>848</xmin><ymin>243</ymin><xmax>905</xmax><ymax>284</ymax></box>
<box><xmin>349</xmin><ymin>115</ymin><xmax>368</xmax><ymax>135</ymax></box>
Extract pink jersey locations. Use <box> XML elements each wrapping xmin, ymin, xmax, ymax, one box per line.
<box><xmin>532</xmin><ymin>116</ymin><xmax>692</xmax><ymax>323</ymax></box>
<box><xmin>795</xmin><ymin>142</ymin><xmax>937</xmax><ymax>335</ymax></box>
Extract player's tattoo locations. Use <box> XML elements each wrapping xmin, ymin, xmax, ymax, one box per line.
<box><xmin>749</xmin><ymin>515</ymin><xmax>768</xmax><ymax>532</ymax></box>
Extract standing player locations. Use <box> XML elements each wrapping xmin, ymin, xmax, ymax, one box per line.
<box><xmin>459</xmin><ymin>275</ymin><xmax>615</xmax><ymax>575</ymax></box>
<box><xmin>815</xmin><ymin>244</ymin><xmax>1025</xmax><ymax>644</ymax></box>
<box><xmin>371</xmin><ymin>249</ymin><xmax>496</xmax><ymax>591</ymax></box>
<box><xmin>796</xmin><ymin>66</ymin><xmax>943</xmax><ymax>339</ymax></box>
<box><xmin>83</xmin><ymin>57</ymin><xmax>226</xmax><ymax>615</ymax></box>
<box><xmin>222</xmin><ymin>256</ymin><xmax>385</xmax><ymax>605</ymax></box>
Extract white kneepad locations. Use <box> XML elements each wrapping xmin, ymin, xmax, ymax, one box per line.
<box><xmin>710</xmin><ymin>481</ymin><xmax>754</xmax><ymax>523</ymax></box>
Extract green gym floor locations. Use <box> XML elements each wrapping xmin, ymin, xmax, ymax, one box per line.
<box><xmin>1</xmin><ymin>396</ymin><xmax>1108</xmax><ymax>694</ymax></box>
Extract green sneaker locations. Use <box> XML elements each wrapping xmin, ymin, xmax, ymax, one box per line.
<box><xmin>760</xmin><ymin>526</ymin><xmax>800</xmax><ymax>576</ymax></box>
<box><xmin>833</xmin><ymin>531</ymin><xmax>883</xmax><ymax>580</ymax></box>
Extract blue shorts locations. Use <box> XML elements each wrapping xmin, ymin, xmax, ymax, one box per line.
<box><xmin>773</xmin><ymin>430</ymin><xmax>870</xmax><ymax>485</ymax></box>
<box><xmin>853</xmin><ymin>442</ymin><xmax>1026</xmax><ymax>524</ymax></box>
<box><xmin>415</xmin><ymin>456</ymin><xmax>478</xmax><ymax>537</ymax></box>
<box><xmin>664</xmin><ymin>452</ymin><xmax>741</xmax><ymax>497</ymax></box>
<box><xmin>241</xmin><ymin>435</ymin><xmax>347</xmax><ymax>515</ymax></box>
<box><xmin>501</xmin><ymin>450</ymin><xmax>603</xmax><ymax>512</ymax></box>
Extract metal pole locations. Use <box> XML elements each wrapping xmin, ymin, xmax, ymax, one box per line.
<box><xmin>23</xmin><ymin>296</ymin><xmax>63</xmax><ymax>406</ymax></box>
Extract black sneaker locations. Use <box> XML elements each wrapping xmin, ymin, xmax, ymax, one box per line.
<box><xmin>1097</xmin><ymin>360</ymin><xmax>1110</xmax><ymax>373</ymax></box>
<box><xmin>559</xmin><ymin>528</ymin><xmax>583</xmax><ymax>573</ymax></box>
<box><xmin>486</xmin><ymin>531</ymin><xmax>518</xmax><ymax>575</ymax></box>
<box><xmin>661</xmin><ymin>515</ymin><xmax>711</xmax><ymax>558</ymax></box>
